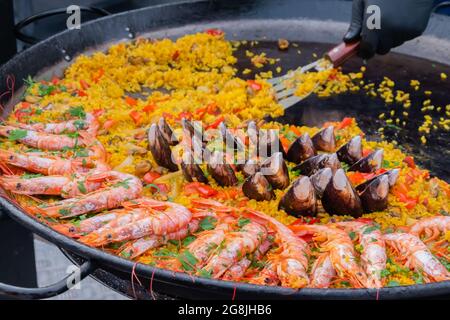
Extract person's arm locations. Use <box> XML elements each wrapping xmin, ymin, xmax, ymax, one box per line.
<box><xmin>343</xmin><ymin>0</ymin><xmax>434</xmax><ymax>59</ymax></box>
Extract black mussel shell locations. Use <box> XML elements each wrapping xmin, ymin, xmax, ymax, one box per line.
<box><xmin>294</xmin><ymin>153</ymin><xmax>341</xmax><ymax>177</ymax></box>
<box><xmin>286</xmin><ymin>133</ymin><xmax>317</xmax><ymax>164</ymax></box>
<box><xmin>336</xmin><ymin>135</ymin><xmax>362</xmax><ymax>165</ymax></box>
<box><xmin>310</xmin><ymin>167</ymin><xmax>333</xmax><ymax>198</ymax></box>
<box><xmin>219</xmin><ymin>122</ymin><xmax>244</xmax><ymax>151</ymax></box>
<box><xmin>207</xmin><ymin>151</ymin><xmax>238</xmax><ymax>187</ymax></box>
<box><xmin>260</xmin><ymin>152</ymin><xmax>290</xmax><ymax>190</ymax></box>
<box><xmin>181</xmin><ymin>151</ymin><xmax>209</xmax><ymax>184</ymax></box>
<box><xmin>348</xmin><ymin>149</ymin><xmax>383</xmax><ymax>173</ymax></box>
<box><xmin>355</xmin><ymin>168</ymin><xmax>399</xmax><ymax>193</ymax></box>
<box><xmin>359</xmin><ymin>174</ymin><xmax>389</xmax><ymax>212</ymax></box>
<box><xmin>312</xmin><ymin>126</ymin><xmax>336</xmax><ymax>152</ymax></box>
<box><xmin>279</xmin><ymin>175</ymin><xmax>317</xmax><ymax>217</ymax></box>
<box><xmin>148</xmin><ymin>124</ymin><xmax>178</xmax><ymax>172</ymax></box>
<box><xmin>242</xmin><ymin>172</ymin><xmax>275</xmax><ymax>201</ymax></box>
<box><xmin>158</xmin><ymin>117</ymin><xmax>178</xmax><ymax>146</ymax></box>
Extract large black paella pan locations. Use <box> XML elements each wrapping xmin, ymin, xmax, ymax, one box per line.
<box><xmin>0</xmin><ymin>0</ymin><xmax>449</xmax><ymax>299</ymax></box>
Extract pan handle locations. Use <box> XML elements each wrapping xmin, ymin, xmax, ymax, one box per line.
<box><xmin>325</xmin><ymin>41</ymin><xmax>360</xmax><ymax>67</ymax></box>
<box><xmin>0</xmin><ymin>260</ymin><xmax>94</xmax><ymax>299</ymax></box>
<box><xmin>14</xmin><ymin>6</ymin><xmax>111</xmax><ymax>45</ymax></box>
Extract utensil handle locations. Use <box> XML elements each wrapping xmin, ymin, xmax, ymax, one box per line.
<box><xmin>0</xmin><ymin>260</ymin><xmax>94</xmax><ymax>299</ymax></box>
<box><xmin>325</xmin><ymin>41</ymin><xmax>360</xmax><ymax>67</ymax></box>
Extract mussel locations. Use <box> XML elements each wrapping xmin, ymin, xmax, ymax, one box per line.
<box><xmin>181</xmin><ymin>118</ymin><xmax>206</xmax><ymax>146</ymax></box>
<box><xmin>310</xmin><ymin>167</ymin><xmax>333</xmax><ymax>198</ymax></box>
<box><xmin>293</xmin><ymin>153</ymin><xmax>341</xmax><ymax>177</ymax></box>
<box><xmin>258</xmin><ymin>129</ymin><xmax>287</xmax><ymax>158</ymax></box>
<box><xmin>336</xmin><ymin>135</ymin><xmax>362</xmax><ymax>165</ymax></box>
<box><xmin>321</xmin><ymin>169</ymin><xmax>363</xmax><ymax>217</ymax></box>
<box><xmin>207</xmin><ymin>151</ymin><xmax>238</xmax><ymax>187</ymax></box>
<box><xmin>348</xmin><ymin>149</ymin><xmax>383</xmax><ymax>173</ymax></box>
<box><xmin>355</xmin><ymin>168</ymin><xmax>399</xmax><ymax>193</ymax></box>
<box><xmin>181</xmin><ymin>151</ymin><xmax>209</xmax><ymax>184</ymax></box>
<box><xmin>239</xmin><ymin>159</ymin><xmax>260</xmax><ymax>178</ymax></box>
<box><xmin>279</xmin><ymin>176</ymin><xmax>317</xmax><ymax>217</ymax></box>
<box><xmin>358</xmin><ymin>174</ymin><xmax>389</xmax><ymax>212</ymax></box>
<box><xmin>148</xmin><ymin>123</ymin><xmax>178</xmax><ymax>172</ymax></box>
<box><xmin>311</xmin><ymin>126</ymin><xmax>336</xmax><ymax>152</ymax></box>
<box><xmin>158</xmin><ymin>117</ymin><xmax>178</xmax><ymax>146</ymax></box>
<box><xmin>286</xmin><ymin>133</ymin><xmax>317</xmax><ymax>164</ymax></box>
<box><xmin>242</xmin><ymin>172</ymin><xmax>275</xmax><ymax>201</ymax></box>
<box><xmin>260</xmin><ymin>152</ymin><xmax>290</xmax><ymax>190</ymax></box>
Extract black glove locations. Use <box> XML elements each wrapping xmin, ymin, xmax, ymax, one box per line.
<box><xmin>344</xmin><ymin>0</ymin><xmax>434</xmax><ymax>59</ymax></box>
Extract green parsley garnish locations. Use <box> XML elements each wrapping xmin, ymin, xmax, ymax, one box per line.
<box><xmin>68</xmin><ymin>106</ymin><xmax>86</xmax><ymax>119</ymax></box>
<box><xmin>199</xmin><ymin>216</ymin><xmax>217</xmax><ymax>231</ymax></box>
<box><xmin>8</xmin><ymin>129</ymin><xmax>27</xmax><ymax>141</ymax></box>
<box><xmin>237</xmin><ymin>217</ymin><xmax>251</xmax><ymax>228</ymax></box>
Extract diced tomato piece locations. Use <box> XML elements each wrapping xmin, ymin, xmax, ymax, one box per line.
<box><xmin>280</xmin><ymin>136</ymin><xmax>290</xmax><ymax>152</ymax></box>
<box><xmin>129</xmin><ymin>110</ymin><xmax>142</xmax><ymax>125</ymax></box>
<box><xmin>51</xmin><ymin>76</ymin><xmax>60</xmax><ymax>85</ymax></box>
<box><xmin>162</xmin><ymin>112</ymin><xmax>175</xmax><ymax>120</ymax></box>
<box><xmin>337</xmin><ymin>117</ymin><xmax>353</xmax><ymax>129</ymax></box>
<box><xmin>403</xmin><ymin>156</ymin><xmax>415</xmax><ymax>169</ymax></box>
<box><xmin>362</xmin><ymin>148</ymin><xmax>372</xmax><ymax>157</ymax></box>
<box><xmin>143</xmin><ymin>171</ymin><xmax>161</xmax><ymax>184</ymax></box>
<box><xmin>205</xmin><ymin>29</ymin><xmax>224</xmax><ymax>36</ymax></box>
<box><xmin>143</xmin><ymin>103</ymin><xmax>156</xmax><ymax>114</ymax></box>
<box><xmin>196</xmin><ymin>185</ymin><xmax>218</xmax><ymax>198</ymax></box>
<box><xmin>92</xmin><ymin>68</ymin><xmax>104</xmax><ymax>83</ymax></box>
<box><xmin>290</xmin><ymin>125</ymin><xmax>302</xmax><ymax>137</ymax></box>
<box><xmin>79</xmin><ymin>79</ymin><xmax>90</xmax><ymax>90</ymax></box>
<box><xmin>125</xmin><ymin>96</ymin><xmax>138</xmax><ymax>107</ymax></box>
<box><xmin>92</xmin><ymin>109</ymin><xmax>105</xmax><ymax>117</ymax></box>
<box><xmin>246</xmin><ymin>80</ymin><xmax>262</xmax><ymax>91</ymax></box>
<box><xmin>177</xmin><ymin>111</ymin><xmax>192</xmax><ymax>120</ymax></box>
<box><xmin>206</xmin><ymin>116</ymin><xmax>225</xmax><ymax>130</ymax></box>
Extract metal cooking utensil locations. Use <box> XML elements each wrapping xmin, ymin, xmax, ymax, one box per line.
<box><xmin>269</xmin><ymin>41</ymin><xmax>361</xmax><ymax>108</ymax></box>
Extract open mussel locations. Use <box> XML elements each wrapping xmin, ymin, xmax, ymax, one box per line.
<box><xmin>158</xmin><ymin>117</ymin><xmax>178</xmax><ymax>146</ymax></box>
<box><xmin>293</xmin><ymin>153</ymin><xmax>341</xmax><ymax>177</ymax></box>
<box><xmin>148</xmin><ymin>123</ymin><xmax>178</xmax><ymax>172</ymax></box>
<box><xmin>355</xmin><ymin>168</ymin><xmax>400</xmax><ymax>193</ymax></box>
<box><xmin>242</xmin><ymin>172</ymin><xmax>275</xmax><ymax>201</ymax></box>
<box><xmin>258</xmin><ymin>129</ymin><xmax>287</xmax><ymax>158</ymax></box>
<box><xmin>279</xmin><ymin>176</ymin><xmax>317</xmax><ymax>217</ymax></box>
<box><xmin>348</xmin><ymin>149</ymin><xmax>383</xmax><ymax>173</ymax></box>
<box><xmin>181</xmin><ymin>151</ymin><xmax>209</xmax><ymax>184</ymax></box>
<box><xmin>207</xmin><ymin>151</ymin><xmax>238</xmax><ymax>187</ymax></box>
<box><xmin>311</xmin><ymin>126</ymin><xmax>336</xmax><ymax>152</ymax></box>
<box><xmin>321</xmin><ymin>169</ymin><xmax>363</xmax><ymax>217</ymax></box>
<box><xmin>238</xmin><ymin>159</ymin><xmax>260</xmax><ymax>178</ymax></box>
<box><xmin>358</xmin><ymin>174</ymin><xmax>389</xmax><ymax>212</ymax></box>
<box><xmin>260</xmin><ymin>152</ymin><xmax>290</xmax><ymax>190</ymax></box>
<box><xmin>336</xmin><ymin>135</ymin><xmax>362</xmax><ymax>165</ymax></box>
<box><xmin>286</xmin><ymin>133</ymin><xmax>316</xmax><ymax>164</ymax></box>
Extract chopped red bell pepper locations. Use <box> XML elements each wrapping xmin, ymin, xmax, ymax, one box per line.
<box><xmin>125</xmin><ymin>96</ymin><xmax>138</xmax><ymax>107</ymax></box>
<box><xmin>183</xmin><ymin>182</ymin><xmax>218</xmax><ymax>198</ymax></box>
<box><xmin>290</xmin><ymin>125</ymin><xmax>302</xmax><ymax>137</ymax></box>
<box><xmin>403</xmin><ymin>156</ymin><xmax>416</xmax><ymax>169</ymax></box>
<box><xmin>129</xmin><ymin>110</ymin><xmax>142</xmax><ymax>124</ymax></box>
<box><xmin>77</xmin><ymin>90</ymin><xmax>87</xmax><ymax>97</ymax></box>
<box><xmin>172</xmin><ymin>50</ymin><xmax>180</xmax><ymax>61</ymax></box>
<box><xmin>247</xmin><ymin>80</ymin><xmax>262</xmax><ymax>91</ymax></box>
<box><xmin>102</xmin><ymin>119</ymin><xmax>117</xmax><ymax>130</ymax></box>
<box><xmin>80</xmin><ymin>79</ymin><xmax>90</xmax><ymax>90</ymax></box>
<box><xmin>51</xmin><ymin>76</ymin><xmax>60</xmax><ymax>85</ymax></box>
<box><xmin>92</xmin><ymin>68</ymin><xmax>104</xmax><ymax>83</ymax></box>
<box><xmin>143</xmin><ymin>103</ymin><xmax>156</xmax><ymax>114</ymax></box>
<box><xmin>206</xmin><ymin>116</ymin><xmax>225</xmax><ymax>130</ymax></box>
<box><xmin>205</xmin><ymin>29</ymin><xmax>224</xmax><ymax>36</ymax></box>
<box><xmin>337</xmin><ymin>117</ymin><xmax>353</xmax><ymax>129</ymax></box>
<box><xmin>362</xmin><ymin>148</ymin><xmax>372</xmax><ymax>157</ymax></box>
<box><xmin>177</xmin><ymin>111</ymin><xmax>192</xmax><ymax>120</ymax></box>
<box><xmin>143</xmin><ymin>171</ymin><xmax>162</xmax><ymax>184</ymax></box>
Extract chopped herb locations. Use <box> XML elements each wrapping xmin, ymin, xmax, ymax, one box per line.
<box><xmin>348</xmin><ymin>231</ymin><xmax>356</xmax><ymax>240</ymax></box>
<box><xmin>362</xmin><ymin>225</ymin><xmax>380</xmax><ymax>234</ymax></box>
<box><xmin>340</xmin><ymin>162</ymin><xmax>350</xmax><ymax>172</ymax></box>
<box><xmin>77</xmin><ymin>181</ymin><xmax>87</xmax><ymax>194</ymax></box>
<box><xmin>380</xmin><ymin>269</ymin><xmax>391</xmax><ymax>278</ymax></box>
<box><xmin>387</xmin><ymin>280</ymin><xmax>400</xmax><ymax>287</ymax></box>
<box><xmin>68</xmin><ymin>106</ymin><xmax>86</xmax><ymax>119</ymax></box>
<box><xmin>34</xmin><ymin>109</ymin><xmax>43</xmax><ymax>115</ymax></box>
<box><xmin>413</xmin><ymin>272</ymin><xmax>424</xmax><ymax>284</ymax></box>
<box><xmin>168</xmin><ymin>239</ymin><xmax>181</xmax><ymax>246</ymax></box>
<box><xmin>340</xmin><ymin>281</ymin><xmax>351</xmax><ymax>287</ymax></box>
<box><xmin>75</xmin><ymin>149</ymin><xmax>89</xmax><ymax>157</ymax></box>
<box><xmin>58</xmin><ymin>208</ymin><xmax>71</xmax><ymax>216</ymax></box>
<box><xmin>250</xmin><ymin>259</ymin><xmax>266</xmax><ymax>269</ymax></box>
<box><xmin>38</xmin><ymin>83</ymin><xmax>56</xmax><ymax>96</ymax></box>
<box><xmin>199</xmin><ymin>216</ymin><xmax>217</xmax><ymax>231</ymax></box>
<box><xmin>113</xmin><ymin>178</ymin><xmax>131</xmax><ymax>189</ymax></box>
<box><xmin>109</xmin><ymin>241</ymin><xmax>126</xmax><ymax>250</ymax></box>
<box><xmin>21</xmin><ymin>172</ymin><xmax>43</xmax><ymax>179</ymax></box>
<box><xmin>439</xmin><ymin>258</ymin><xmax>450</xmax><ymax>272</ymax></box>
<box><xmin>182</xmin><ymin>236</ymin><xmax>196</xmax><ymax>247</ymax></box>
<box><xmin>237</xmin><ymin>217</ymin><xmax>251</xmax><ymax>228</ymax></box>
<box><xmin>73</xmin><ymin>120</ymin><xmax>86</xmax><ymax>130</ymax></box>
<box><xmin>335</xmin><ymin>135</ymin><xmax>342</xmax><ymax>141</ymax></box>
<box><xmin>177</xmin><ymin>250</ymin><xmax>198</xmax><ymax>271</ymax></box>
<box><xmin>153</xmin><ymin>248</ymin><xmax>177</xmax><ymax>257</ymax></box>
<box><xmin>121</xmin><ymin>251</ymin><xmax>132</xmax><ymax>259</ymax></box>
<box><xmin>197</xmin><ymin>268</ymin><xmax>212</xmax><ymax>279</ymax></box>
<box><xmin>66</xmin><ymin>132</ymin><xmax>79</xmax><ymax>139</ymax></box>
<box><xmin>60</xmin><ymin>85</ymin><xmax>67</xmax><ymax>92</ymax></box>
<box><xmin>8</xmin><ymin>129</ymin><xmax>27</xmax><ymax>141</ymax></box>
<box><xmin>385</xmin><ymin>124</ymin><xmax>401</xmax><ymax>131</ymax></box>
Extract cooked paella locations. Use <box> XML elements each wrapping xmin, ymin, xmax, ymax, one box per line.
<box><xmin>0</xmin><ymin>31</ymin><xmax>449</xmax><ymax>289</ymax></box>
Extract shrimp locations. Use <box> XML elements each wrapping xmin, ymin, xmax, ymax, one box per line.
<box><xmin>10</xmin><ymin>112</ymin><xmax>99</xmax><ymax>136</ymax></box>
<box><xmin>0</xmin><ymin>125</ymin><xmax>93</xmax><ymax>151</ymax></box>
<box><xmin>0</xmin><ymin>174</ymin><xmax>103</xmax><ymax>198</ymax></box>
<box><xmin>409</xmin><ymin>216</ymin><xmax>450</xmax><ymax>243</ymax></box>
<box><xmin>28</xmin><ymin>171</ymin><xmax>142</xmax><ymax>218</ymax></box>
<box><xmin>53</xmin><ymin>210</ymin><xmax>129</xmax><ymax>237</ymax></box>
<box><xmin>80</xmin><ymin>198</ymin><xmax>192</xmax><ymax>247</ymax></box>
<box><xmin>118</xmin><ymin>220</ymin><xmax>200</xmax><ymax>259</ymax></box>
<box><xmin>201</xmin><ymin>220</ymin><xmax>267</xmax><ymax>279</ymax></box>
<box><xmin>291</xmin><ymin>224</ymin><xmax>368</xmax><ymax>288</ymax></box>
<box><xmin>335</xmin><ymin>221</ymin><xmax>386</xmax><ymax>288</ymax></box>
<box><xmin>384</xmin><ymin>233</ymin><xmax>450</xmax><ymax>282</ymax></box>
<box><xmin>242</xmin><ymin>209</ymin><xmax>310</xmax><ymax>288</ymax></box>
<box><xmin>310</xmin><ymin>253</ymin><xmax>336</xmax><ymax>288</ymax></box>
<box><xmin>0</xmin><ymin>149</ymin><xmax>92</xmax><ymax>175</ymax></box>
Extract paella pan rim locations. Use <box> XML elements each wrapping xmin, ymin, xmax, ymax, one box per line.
<box><xmin>2</xmin><ymin>197</ymin><xmax>449</xmax><ymax>300</ymax></box>
<box><xmin>1</xmin><ymin>0</ymin><xmax>449</xmax><ymax>299</ymax></box>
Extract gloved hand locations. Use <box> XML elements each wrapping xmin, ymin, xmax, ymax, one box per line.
<box><xmin>343</xmin><ymin>0</ymin><xmax>434</xmax><ymax>59</ymax></box>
